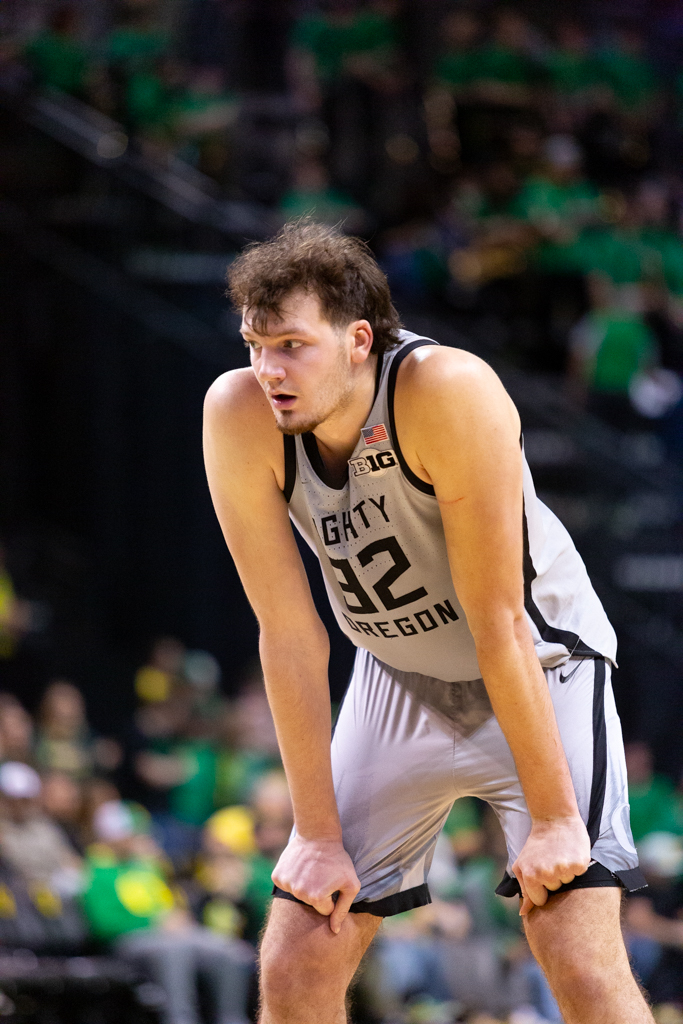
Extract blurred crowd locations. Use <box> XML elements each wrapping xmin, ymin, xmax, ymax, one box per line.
<box><xmin>2</xmin><ymin>1</ymin><xmax>683</xmax><ymax>1021</ymax></box>
<box><xmin>0</xmin><ymin>629</ymin><xmax>290</xmax><ymax>1024</ymax></box>
<box><xmin>0</xmin><ymin>611</ymin><xmax>681</xmax><ymax>1021</ymax></box>
<box><xmin>2</xmin><ymin>0</ymin><xmax>683</xmax><ymax>439</ymax></box>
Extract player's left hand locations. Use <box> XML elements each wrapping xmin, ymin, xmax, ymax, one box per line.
<box><xmin>512</xmin><ymin>816</ymin><xmax>591</xmax><ymax>916</ymax></box>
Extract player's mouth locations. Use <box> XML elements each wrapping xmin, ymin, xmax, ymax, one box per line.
<box><xmin>270</xmin><ymin>391</ymin><xmax>297</xmax><ymax>409</ymax></box>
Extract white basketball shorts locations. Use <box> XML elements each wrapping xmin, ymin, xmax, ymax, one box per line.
<box><xmin>274</xmin><ymin>648</ymin><xmax>645</xmax><ymax>916</ymax></box>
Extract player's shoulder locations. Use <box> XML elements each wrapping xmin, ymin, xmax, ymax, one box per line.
<box><xmin>204</xmin><ymin>368</ymin><xmax>282</xmax><ymax>463</ymax></box>
<box><xmin>205</xmin><ymin>366</ymin><xmax>263</xmax><ymax>414</ymax></box>
<box><xmin>397</xmin><ymin>344</ymin><xmax>508</xmax><ymax>407</ymax></box>
<box><xmin>205</xmin><ymin>368</ymin><xmax>271</xmax><ymax>431</ymax></box>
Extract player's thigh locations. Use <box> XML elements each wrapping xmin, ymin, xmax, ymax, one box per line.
<box><xmin>260</xmin><ymin>897</ymin><xmax>380</xmax><ymax>997</ymax></box>
<box><xmin>330</xmin><ymin>650</ymin><xmax>457</xmax><ymax>901</ymax></box>
<box><xmin>523</xmin><ymin>887</ymin><xmax>630</xmax><ymax>982</ymax></box>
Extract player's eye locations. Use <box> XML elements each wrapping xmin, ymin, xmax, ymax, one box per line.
<box><xmin>243</xmin><ymin>340</ymin><xmax>261</xmax><ymax>351</ymax></box>
<box><xmin>283</xmin><ymin>339</ymin><xmax>303</xmax><ymax>349</ymax></box>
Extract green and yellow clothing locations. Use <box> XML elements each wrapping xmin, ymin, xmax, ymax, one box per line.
<box><xmin>81</xmin><ymin>849</ymin><xmax>175</xmax><ymax>942</ymax></box>
<box><xmin>214</xmin><ymin>750</ymin><xmax>281</xmax><ymax>809</ymax></box>
<box><xmin>199</xmin><ymin>852</ymin><xmax>274</xmax><ymax>944</ymax></box>
<box><xmin>0</xmin><ymin>570</ymin><xmax>16</xmax><ymax>659</ymax></box>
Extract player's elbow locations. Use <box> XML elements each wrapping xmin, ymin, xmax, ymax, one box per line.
<box><xmin>468</xmin><ymin>606</ymin><xmax>531</xmax><ymax>657</ymax></box>
<box><xmin>258</xmin><ymin>616</ymin><xmax>330</xmax><ymax>661</ymax></box>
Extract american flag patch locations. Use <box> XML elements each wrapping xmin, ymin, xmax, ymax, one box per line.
<box><xmin>361</xmin><ymin>423</ymin><xmax>389</xmax><ymax>445</ymax></box>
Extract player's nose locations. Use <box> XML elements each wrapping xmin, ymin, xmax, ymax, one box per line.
<box><xmin>256</xmin><ymin>349</ymin><xmax>286</xmax><ymax>384</ymax></box>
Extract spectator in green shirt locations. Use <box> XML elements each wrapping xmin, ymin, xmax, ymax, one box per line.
<box><xmin>106</xmin><ymin>1</ymin><xmax>170</xmax><ymax>76</ymax></box>
<box><xmin>290</xmin><ymin>0</ymin><xmax>400</xmax><ymax>88</ymax></box>
<box><xmin>625</xmin><ymin>742</ymin><xmax>683</xmax><ymax>844</ymax></box>
<box><xmin>280</xmin><ymin>157</ymin><xmax>368</xmax><ymax>233</ymax></box>
<box><xmin>24</xmin><ymin>5</ymin><xmax>91</xmax><ymax>99</ymax></box>
<box><xmin>432</xmin><ymin>10</ymin><xmax>482</xmax><ymax>94</ymax></box>
<box><xmin>516</xmin><ymin>134</ymin><xmax>602</xmax><ymax>274</ymax></box>
<box><xmin>82</xmin><ymin>800</ymin><xmax>253</xmax><ymax>1024</ymax></box>
<box><xmin>596</xmin><ymin>27</ymin><xmax>661</xmax><ymax>117</ymax></box>
<box><xmin>568</xmin><ymin>273</ymin><xmax>659</xmax><ymax>426</ymax></box>
<box><xmin>214</xmin><ymin>670</ymin><xmax>282</xmax><ymax>810</ymax></box>
<box><xmin>470</xmin><ymin>9</ymin><xmax>542</xmax><ymax>107</ymax></box>
<box><xmin>546</xmin><ymin>20</ymin><xmax>601</xmax><ymax>100</ymax></box>
<box><xmin>634</xmin><ymin>180</ymin><xmax>683</xmax><ymax>299</ymax></box>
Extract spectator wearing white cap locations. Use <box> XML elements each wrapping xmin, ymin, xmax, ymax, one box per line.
<box><xmin>82</xmin><ymin>799</ymin><xmax>253</xmax><ymax>1024</ymax></box>
<box><xmin>0</xmin><ymin>761</ymin><xmax>84</xmax><ymax>897</ymax></box>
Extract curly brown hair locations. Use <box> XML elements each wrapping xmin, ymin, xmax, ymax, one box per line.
<box><xmin>227</xmin><ymin>221</ymin><xmax>402</xmax><ymax>355</ymax></box>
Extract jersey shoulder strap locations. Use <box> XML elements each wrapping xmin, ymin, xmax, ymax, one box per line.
<box><xmin>283</xmin><ymin>434</ymin><xmax>297</xmax><ymax>502</ymax></box>
<box><xmin>386</xmin><ymin>337</ymin><xmax>439</xmax><ymax>496</ymax></box>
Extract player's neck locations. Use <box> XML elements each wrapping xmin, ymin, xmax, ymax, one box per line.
<box><xmin>313</xmin><ymin>353</ymin><xmax>378</xmax><ymax>476</ymax></box>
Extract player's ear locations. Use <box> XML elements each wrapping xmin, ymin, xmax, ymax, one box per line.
<box><xmin>349</xmin><ymin>320</ymin><xmax>374</xmax><ymax>364</ymax></box>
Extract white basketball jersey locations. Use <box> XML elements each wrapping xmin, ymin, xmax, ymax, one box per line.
<box><xmin>284</xmin><ymin>332</ymin><xmax>617</xmax><ymax>682</ymax></box>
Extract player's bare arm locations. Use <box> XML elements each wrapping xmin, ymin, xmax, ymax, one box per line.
<box><xmin>203</xmin><ymin>370</ymin><xmax>360</xmax><ymax>932</ymax></box>
<box><xmin>395</xmin><ymin>347</ymin><xmax>591</xmax><ymax>914</ymax></box>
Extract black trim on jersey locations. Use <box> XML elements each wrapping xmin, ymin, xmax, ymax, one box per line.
<box><xmin>272</xmin><ymin>882</ymin><xmax>432</xmax><ymax>918</ymax></box>
<box><xmin>522</xmin><ymin>501</ymin><xmax>601</xmax><ymax>658</ymax></box>
<box><xmin>283</xmin><ymin>435</ymin><xmax>297</xmax><ymax>503</ymax></box>
<box><xmin>387</xmin><ymin>338</ymin><xmax>439</xmax><ymax>496</ymax></box>
<box><xmin>587</xmin><ymin>657</ymin><xmax>607</xmax><ymax>846</ymax></box>
<box><xmin>302</xmin><ymin>431</ymin><xmax>347</xmax><ymax>491</ymax></box>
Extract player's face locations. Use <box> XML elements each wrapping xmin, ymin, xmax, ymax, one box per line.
<box><xmin>241</xmin><ymin>291</ymin><xmax>363</xmax><ymax>435</ymax></box>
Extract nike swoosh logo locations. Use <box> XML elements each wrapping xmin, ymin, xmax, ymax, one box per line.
<box><xmin>559</xmin><ymin>662</ymin><xmax>581</xmax><ymax>684</ymax></box>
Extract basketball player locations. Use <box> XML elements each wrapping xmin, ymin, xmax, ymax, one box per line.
<box><xmin>203</xmin><ymin>222</ymin><xmax>653</xmax><ymax>1024</ymax></box>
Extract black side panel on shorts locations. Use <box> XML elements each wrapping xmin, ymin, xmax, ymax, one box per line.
<box><xmin>387</xmin><ymin>339</ymin><xmax>439</xmax><ymax>496</ymax></box>
<box><xmin>283</xmin><ymin>434</ymin><xmax>297</xmax><ymax>502</ymax></box>
<box><xmin>587</xmin><ymin>657</ymin><xmax>607</xmax><ymax>846</ymax></box>
<box><xmin>522</xmin><ymin>501</ymin><xmax>600</xmax><ymax>657</ymax></box>
<box><xmin>614</xmin><ymin>867</ymin><xmax>648</xmax><ymax>892</ymax></box>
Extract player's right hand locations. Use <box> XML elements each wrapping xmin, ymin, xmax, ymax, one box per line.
<box><xmin>272</xmin><ymin>834</ymin><xmax>361</xmax><ymax>934</ymax></box>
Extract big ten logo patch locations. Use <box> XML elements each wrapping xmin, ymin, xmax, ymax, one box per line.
<box><xmin>348</xmin><ymin>448</ymin><xmax>398</xmax><ymax>478</ymax></box>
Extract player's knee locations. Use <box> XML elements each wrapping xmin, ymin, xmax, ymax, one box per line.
<box><xmin>259</xmin><ymin>932</ymin><xmax>345</xmax><ymax>1010</ymax></box>
<box><xmin>540</xmin><ymin>945</ymin><xmax>620</xmax><ymax>1004</ymax></box>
